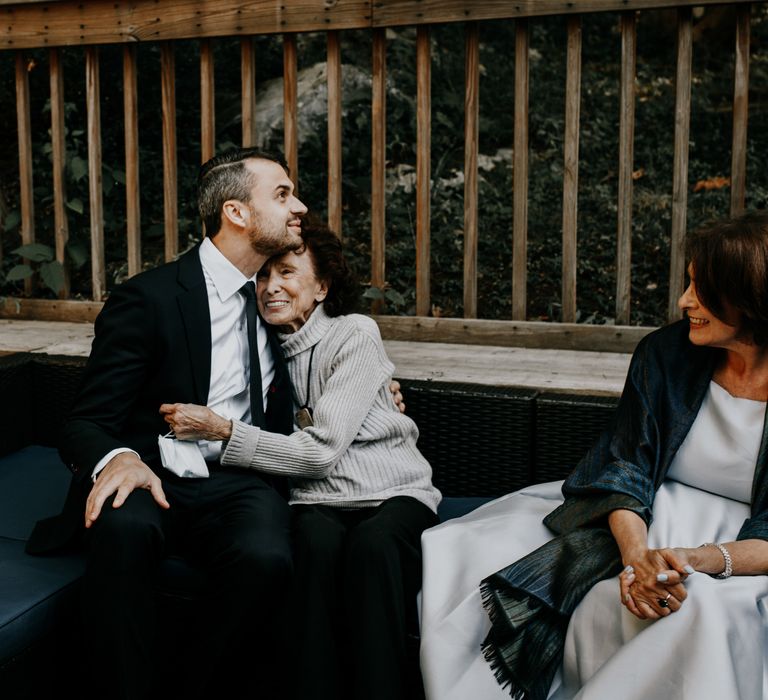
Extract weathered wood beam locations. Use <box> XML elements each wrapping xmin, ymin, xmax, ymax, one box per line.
<box><xmin>86</xmin><ymin>46</ymin><xmax>106</xmax><ymax>301</ymax></box>
<box><xmin>373</xmin><ymin>315</ymin><xmax>653</xmax><ymax>353</ymax></box>
<box><xmin>730</xmin><ymin>3</ymin><xmax>750</xmax><ymax>216</ymax></box>
<box><xmin>463</xmin><ymin>22</ymin><xmax>479</xmax><ymax>319</ymax></box>
<box><xmin>512</xmin><ymin>19</ymin><xmax>529</xmax><ymax>321</ymax></box>
<box><xmin>370</xmin><ymin>28</ymin><xmax>386</xmax><ymax>314</ymax></box>
<box><xmin>1</xmin><ymin>0</ymin><xmax>372</xmax><ymax>49</ymax></box>
<box><xmin>49</xmin><ymin>47</ymin><xmax>70</xmax><ymax>298</ymax></box>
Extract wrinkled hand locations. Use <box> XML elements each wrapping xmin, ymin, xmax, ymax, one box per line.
<box><xmin>389</xmin><ymin>380</ymin><xmax>406</xmax><ymax>414</ymax></box>
<box><xmin>159</xmin><ymin>403</ymin><xmax>232</xmax><ymax>441</ymax></box>
<box><xmin>619</xmin><ymin>547</ymin><xmax>690</xmax><ymax>620</ymax></box>
<box><xmin>85</xmin><ymin>451</ymin><xmax>168</xmax><ymax>528</ymax></box>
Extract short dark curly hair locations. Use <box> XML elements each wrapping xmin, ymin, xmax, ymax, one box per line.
<box><xmin>687</xmin><ymin>209</ymin><xmax>768</xmax><ymax>346</ymax></box>
<box><xmin>296</xmin><ymin>219</ymin><xmax>359</xmax><ymax>317</ymax></box>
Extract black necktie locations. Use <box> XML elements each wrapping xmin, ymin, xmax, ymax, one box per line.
<box><xmin>239</xmin><ymin>281</ymin><xmax>266</xmax><ymax>428</ymax></box>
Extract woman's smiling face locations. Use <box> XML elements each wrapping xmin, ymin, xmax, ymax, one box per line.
<box><xmin>256</xmin><ymin>249</ymin><xmax>328</xmax><ymax>333</ymax></box>
<box><xmin>678</xmin><ymin>263</ymin><xmax>742</xmax><ymax>350</ymax></box>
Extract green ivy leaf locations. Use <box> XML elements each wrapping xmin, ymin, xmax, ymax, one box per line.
<box><xmin>4</xmin><ymin>210</ymin><xmax>20</xmax><ymax>231</ymax></box>
<box><xmin>66</xmin><ymin>240</ymin><xmax>89</xmax><ymax>269</ymax></box>
<box><xmin>40</xmin><ymin>260</ymin><xmax>65</xmax><ymax>295</ymax></box>
<box><xmin>66</xmin><ymin>198</ymin><xmax>84</xmax><ymax>214</ymax></box>
<box><xmin>70</xmin><ymin>156</ymin><xmax>87</xmax><ymax>182</ymax></box>
<box><xmin>362</xmin><ymin>287</ymin><xmax>385</xmax><ymax>300</ymax></box>
<box><xmin>12</xmin><ymin>243</ymin><xmax>54</xmax><ymax>262</ymax></box>
<box><xmin>6</xmin><ymin>264</ymin><xmax>33</xmax><ymax>281</ymax></box>
<box><xmin>385</xmin><ymin>288</ymin><xmax>406</xmax><ymax>306</ymax></box>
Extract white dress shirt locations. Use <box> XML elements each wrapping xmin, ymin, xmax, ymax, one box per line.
<box><xmin>92</xmin><ymin>237</ymin><xmax>275</xmax><ymax>477</ymax></box>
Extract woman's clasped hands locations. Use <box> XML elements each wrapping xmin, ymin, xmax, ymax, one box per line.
<box><xmin>619</xmin><ymin>547</ymin><xmax>696</xmax><ymax>620</ymax></box>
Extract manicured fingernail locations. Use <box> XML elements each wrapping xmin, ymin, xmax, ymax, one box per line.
<box><xmin>683</xmin><ymin>565</ymin><xmax>695</xmax><ymax>575</ymax></box>
<box><xmin>624</xmin><ymin>593</ymin><xmax>631</xmax><ymax>602</ymax></box>
<box><xmin>623</xmin><ymin>565</ymin><xmax>634</xmax><ymax>573</ymax></box>
<box><xmin>656</xmin><ymin>573</ymin><xmax>669</xmax><ymax>582</ymax></box>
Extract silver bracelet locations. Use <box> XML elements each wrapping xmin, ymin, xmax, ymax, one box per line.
<box><xmin>701</xmin><ymin>542</ymin><xmax>733</xmax><ymax>579</ymax></box>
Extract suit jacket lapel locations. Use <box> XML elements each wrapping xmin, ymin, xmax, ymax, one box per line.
<box><xmin>177</xmin><ymin>246</ymin><xmax>212</xmax><ymax>405</ymax></box>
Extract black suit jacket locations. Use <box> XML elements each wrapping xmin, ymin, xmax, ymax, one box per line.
<box><xmin>27</xmin><ymin>244</ymin><xmax>294</xmax><ymax>554</ymax></box>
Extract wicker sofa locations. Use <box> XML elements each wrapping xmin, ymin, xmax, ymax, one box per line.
<box><xmin>0</xmin><ymin>351</ymin><xmax>619</xmax><ymax>699</ymax></box>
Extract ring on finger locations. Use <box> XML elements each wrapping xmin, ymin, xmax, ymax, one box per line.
<box><xmin>657</xmin><ymin>592</ymin><xmax>672</xmax><ymax>609</ymax></box>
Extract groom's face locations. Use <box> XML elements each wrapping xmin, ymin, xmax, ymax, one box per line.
<box><xmin>244</xmin><ymin>158</ymin><xmax>307</xmax><ymax>257</ymax></box>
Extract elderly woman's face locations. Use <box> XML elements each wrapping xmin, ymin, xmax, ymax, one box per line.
<box><xmin>678</xmin><ymin>264</ymin><xmax>741</xmax><ymax>349</ymax></box>
<box><xmin>257</xmin><ymin>249</ymin><xmax>328</xmax><ymax>333</ymax></box>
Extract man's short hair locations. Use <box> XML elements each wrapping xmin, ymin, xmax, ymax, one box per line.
<box><xmin>197</xmin><ymin>148</ymin><xmax>289</xmax><ymax>237</ymax></box>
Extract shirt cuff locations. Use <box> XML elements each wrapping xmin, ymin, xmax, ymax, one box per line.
<box><xmin>92</xmin><ymin>448</ymin><xmax>140</xmax><ymax>482</ymax></box>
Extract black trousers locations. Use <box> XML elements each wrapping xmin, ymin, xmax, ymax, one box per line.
<box><xmin>289</xmin><ymin>496</ymin><xmax>439</xmax><ymax>700</ymax></box>
<box><xmin>82</xmin><ymin>467</ymin><xmax>292</xmax><ymax>700</ymax></box>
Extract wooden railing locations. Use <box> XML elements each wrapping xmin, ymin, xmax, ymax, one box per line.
<box><xmin>0</xmin><ymin>0</ymin><xmax>760</xmax><ymax>352</ymax></box>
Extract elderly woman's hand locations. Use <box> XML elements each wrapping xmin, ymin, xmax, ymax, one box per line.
<box><xmin>159</xmin><ymin>403</ymin><xmax>233</xmax><ymax>441</ymax></box>
<box><xmin>619</xmin><ymin>547</ymin><xmax>691</xmax><ymax>620</ymax></box>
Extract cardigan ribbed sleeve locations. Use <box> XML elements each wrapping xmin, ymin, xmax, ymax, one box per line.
<box><xmin>220</xmin><ymin>307</ymin><xmax>441</xmax><ymax>512</ymax></box>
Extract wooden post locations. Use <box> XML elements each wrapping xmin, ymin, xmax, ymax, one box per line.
<box><xmin>463</xmin><ymin>23</ymin><xmax>480</xmax><ymax>319</ymax></box>
<box><xmin>561</xmin><ymin>16</ymin><xmax>581</xmax><ymax>324</ymax></box>
<box><xmin>416</xmin><ymin>25</ymin><xmax>431</xmax><ymax>317</ymax></box>
<box><xmin>241</xmin><ymin>38</ymin><xmax>256</xmax><ymax>148</ymax></box>
<box><xmin>86</xmin><ymin>47</ymin><xmax>106</xmax><ymax>301</ymax></box>
<box><xmin>283</xmin><ymin>33</ymin><xmax>299</xmax><ymax>186</ymax></box>
<box><xmin>123</xmin><ymin>44</ymin><xmax>141</xmax><ymax>278</ymax></box>
<box><xmin>15</xmin><ymin>52</ymin><xmax>34</xmax><ymax>295</ymax></box>
<box><xmin>371</xmin><ymin>29</ymin><xmax>386</xmax><ymax>314</ymax></box>
<box><xmin>512</xmin><ymin>19</ymin><xmax>530</xmax><ymax>321</ymax></box>
<box><xmin>200</xmin><ymin>39</ymin><xmax>216</xmax><ymax>164</ymax></box>
<box><xmin>730</xmin><ymin>3</ymin><xmax>750</xmax><ymax>217</ymax></box>
<box><xmin>50</xmin><ymin>47</ymin><xmax>70</xmax><ymax>297</ymax></box>
<box><xmin>161</xmin><ymin>43</ymin><xmax>178</xmax><ymax>258</ymax></box>
<box><xmin>327</xmin><ymin>30</ymin><xmax>343</xmax><ymax>237</ymax></box>
<box><xmin>616</xmin><ymin>11</ymin><xmax>637</xmax><ymax>326</ymax></box>
<box><xmin>668</xmin><ymin>8</ymin><xmax>693</xmax><ymax>321</ymax></box>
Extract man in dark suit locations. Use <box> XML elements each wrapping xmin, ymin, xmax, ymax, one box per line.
<box><xmin>48</xmin><ymin>148</ymin><xmax>307</xmax><ymax>699</ymax></box>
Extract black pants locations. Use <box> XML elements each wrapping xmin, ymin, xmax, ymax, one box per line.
<box><xmin>289</xmin><ymin>496</ymin><xmax>439</xmax><ymax>700</ymax></box>
<box><xmin>82</xmin><ymin>467</ymin><xmax>292</xmax><ymax>700</ymax></box>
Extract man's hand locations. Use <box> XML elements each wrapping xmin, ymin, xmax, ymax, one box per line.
<box><xmin>389</xmin><ymin>380</ymin><xmax>406</xmax><ymax>414</ymax></box>
<box><xmin>85</xmin><ymin>452</ymin><xmax>169</xmax><ymax>528</ymax></box>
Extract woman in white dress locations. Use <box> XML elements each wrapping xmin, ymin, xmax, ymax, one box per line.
<box><xmin>419</xmin><ymin>210</ymin><xmax>768</xmax><ymax>700</ymax></box>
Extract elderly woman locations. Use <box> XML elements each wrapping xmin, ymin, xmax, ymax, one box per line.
<box><xmin>419</xmin><ymin>210</ymin><xmax>768</xmax><ymax>700</ymax></box>
<box><xmin>160</xmin><ymin>222</ymin><xmax>441</xmax><ymax>700</ymax></box>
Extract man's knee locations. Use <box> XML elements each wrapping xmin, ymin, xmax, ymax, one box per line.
<box><xmin>88</xmin><ymin>492</ymin><xmax>164</xmax><ymax>571</ymax></box>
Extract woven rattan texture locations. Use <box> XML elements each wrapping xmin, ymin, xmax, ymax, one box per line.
<box><xmin>399</xmin><ymin>379</ymin><xmax>537</xmax><ymax>497</ymax></box>
<box><xmin>0</xmin><ymin>354</ymin><xmax>33</xmax><ymax>457</ymax></box>
<box><xmin>28</xmin><ymin>355</ymin><xmax>87</xmax><ymax>448</ymax></box>
<box><xmin>534</xmin><ymin>393</ymin><xmax>619</xmax><ymax>483</ymax></box>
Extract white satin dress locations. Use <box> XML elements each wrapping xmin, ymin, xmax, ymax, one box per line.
<box><xmin>419</xmin><ymin>381</ymin><xmax>768</xmax><ymax>700</ymax></box>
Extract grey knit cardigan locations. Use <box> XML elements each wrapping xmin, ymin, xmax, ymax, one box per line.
<box><xmin>221</xmin><ymin>304</ymin><xmax>442</xmax><ymax>512</ymax></box>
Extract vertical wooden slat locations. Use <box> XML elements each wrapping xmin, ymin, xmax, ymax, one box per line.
<box><xmin>616</xmin><ymin>12</ymin><xmax>637</xmax><ymax>325</ymax></box>
<box><xmin>86</xmin><ymin>47</ymin><xmax>105</xmax><ymax>301</ymax></box>
<box><xmin>668</xmin><ymin>8</ymin><xmax>693</xmax><ymax>321</ymax></box>
<box><xmin>200</xmin><ymin>39</ymin><xmax>216</xmax><ymax>164</ymax></box>
<box><xmin>283</xmin><ymin>33</ymin><xmax>299</xmax><ymax>185</ymax></box>
<box><xmin>49</xmin><ymin>47</ymin><xmax>70</xmax><ymax>297</ymax></box>
<box><xmin>241</xmin><ymin>38</ymin><xmax>256</xmax><ymax>147</ymax></box>
<box><xmin>15</xmin><ymin>52</ymin><xmax>34</xmax><ymax>295</ymax></box>
<box><xmin>561</xmin><ymin>16</ymin><xmax>581</xmax><ymax>323</ymax></box>
<box><xmin>327</xmin><ymin>30</ymin><xmax>343</xmax><ymax>236</ymax></box>
<box><xmin>123</xmin><ymin>44</ymin><xmax>141</xmax><ymax>278</ymax></box>
<box><xmin>416</xmin><ymin>25</ymin><xmax>431</xmax><ymax>317</ymax></box>
<box><xmin>730</xmin><ymin>4</ymin><xmax>750</xmax><ymax>216</ymax></box>
<box><xmin>161</xmin><ymin>43</ymin><xmax>178</xmax><ymax>259</ymax></box>
<box><xmin>463</xmin><ymin>23</ymin><xmax>480</xmax><ymax>319</ymax></box>
<box><xmin>512</xmin><ymin>20</ymin><xmax>530</xmax><ymax>321</ymax></box>
<box><xmin>371</xmin><ymin>29</ymin><xmax>386</xmax><ymax>314</ymax></box>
